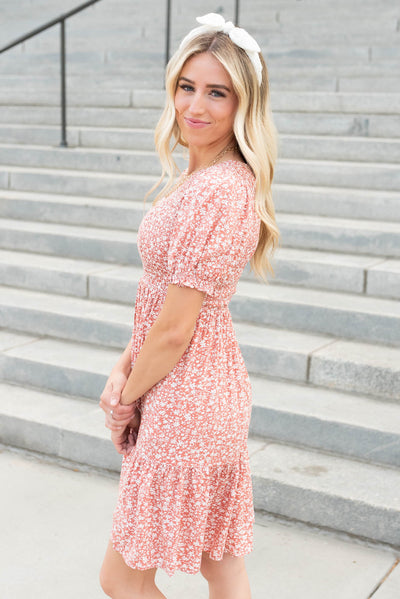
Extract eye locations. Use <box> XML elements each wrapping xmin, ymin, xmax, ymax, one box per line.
<box><xmin>179</xmin><ymin>84</ymin><xmax>194</xmax><ymax>92</ymax></box>
<box><xmin>210</xmin><ymin>89</ymin><xmax>226</xmax><ymax>98</ymax></box>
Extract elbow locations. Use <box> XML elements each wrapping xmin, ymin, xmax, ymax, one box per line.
<box><xmin>164</xmin><ymin>324</ymin><xmax>195</xmax><ymax>350</ymax></box>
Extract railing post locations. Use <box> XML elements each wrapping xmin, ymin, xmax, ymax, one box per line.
<box><xmin>235</xmin><ymin>0</ymin><xmax>240</xmax><ymax>26</ymax></box>
<box><xmin>60</xmin><ymin>19</ymin><xmax>67</xmax><ymax>147</ymax></box>
<box><xmin>165</xmin><ymin>0</ymin><xmax>171</xmax><ymax>68</ymax></box>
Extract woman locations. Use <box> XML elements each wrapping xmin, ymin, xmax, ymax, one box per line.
<box><xmin>99</xmin><ymin>13</ymin><xmax>279</xmax><ymax>599</ymax></box>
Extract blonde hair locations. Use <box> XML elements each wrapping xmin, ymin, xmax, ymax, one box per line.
<box><xmin>146</xmin><ymin>31</ymin><xmax>280</xmax><ymax>280</ymax></box>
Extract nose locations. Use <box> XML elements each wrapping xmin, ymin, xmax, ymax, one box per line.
<box><xmin>188</xmin><ymin>91</ymin><xmax>206</xmax><ymax>116</ymax></box>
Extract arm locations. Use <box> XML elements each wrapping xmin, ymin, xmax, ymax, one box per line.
<box><xmin>120</xmin><ymin>283</ymin><xmax>205</xmax><ymax>405</ymax></box>
<box><xmin>99</xmin><ymin>339</ymin><xmax>135</xmax><ymax>431</ymax></box>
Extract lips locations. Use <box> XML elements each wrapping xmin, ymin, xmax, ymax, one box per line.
<box><xmin>184</xmin><ymin>117</ymin><xmax>210</xmax><ymax>129</ymax></box>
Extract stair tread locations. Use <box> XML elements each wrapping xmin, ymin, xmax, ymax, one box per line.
<box><xmin>237</xmin><ymin>279</ymin><xmax>400</xmax><ymax>315</ymax></box>
<box><xmin>251</xmin><ymin>442</ymin><xmax>400</xmax><ymax>509</ymax></box>
<box><xmin>0</xmin><ymin>217</ymin><xmax>138</xmax><ymax>239</ymax></box>
<box><xmin>0</xmin><ymin>329</ymin><xmax>121</xmax><ymax>373</ymax></box>
<box><xmin>0</xmin><ymin>285</ymin><xmax>133</xmax><ymax>322</ymax></box>
<box><xmin>0</xmin><ymin>381</ymin><xmax>399</xmax><ymax>510</ymax></box>
<box><xmin>251</xmin><ymin>377</ymin><xmax>400</xmax><ymax>434</ymax></box>
<box><xmin>278</xmin><ymin>212</ymin><xmax>400</xmax><ymax>231</ymax></box>
<box><xmin>1</xmin><ymin>142</ymin><xmax>400</xmax><ymax>170</ymax></box>
<box><xmin>0</xmin><ymin>164</ymin><xmax>157</xmax><ymax>181</ymax></box>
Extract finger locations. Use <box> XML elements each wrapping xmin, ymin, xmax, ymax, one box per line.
<box><xmin>100</xmin><ymin>381</ymin><xmax>113</xmax><ymax>403</ymax></box>
<box><xmin>105</xmin><ymin>421</ymin><xmax>124</xmax><ymax>431</ymax></box>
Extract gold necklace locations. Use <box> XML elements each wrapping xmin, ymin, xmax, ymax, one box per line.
<box><xmin>168</xmin><ymin>141</ymin><xmax>237</xmax><ymax>197</ymax></box>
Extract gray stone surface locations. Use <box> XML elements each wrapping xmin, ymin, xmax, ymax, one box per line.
<box><xmin>1</xmin><ymin>448</ymin><xmax>398</xmax><ymax>599</ymax></box>
<box><xmin>368</xmin><ymin>260</ymin><xmax>400</xmax><ymax>300</ymax></box>
<box><xmin>275</xmin><ymin>157</ymin><xmax>400</xmax><ymax>191</ymax></box>
<box><xmin>273</xmin><ymin>183</ymin><xmax>400</xmax><ymax>221</ymax></box>
<box><xmin>373</xmin><ymin>562</ymin><xmax>400</xmax><ymax>598</ymax></box>
<box><xmin>0</xmin><ymin>189</ymin><xmax>147</xmax><ymax>230</ymax></box>
<box><xmin>310</xmin><ymin>339</ymin><xmax>400</xmax><ymax>401</ymax></box>
<box><xmin>232</xmin><ymin>280</ymin><xmax>400</xmax><ymax>346</ymax></box>
<box><xmin>278</xmin><ymin>213</ymin><xmax>400</xmax><ymax>257</ymax></box>
<box><xmin>250</xmin><ymin>377</ymin><xmax>400</xmax><ymax>467</ymax></box>
<box><xmin>0</xmin><ymin>336</ymin><xmax>120</xmax><ymax>398</ymax></box>
<box><xmin>235</xmin><ymin>322</ymin><xmax>332</xmax><ymax>382</ymax></box>
<box><xmin>0</xmin><ymin>218</ymin><xmax>140</xmax><ymax>263</ymax></box>
<box><xmin>6</xmin><ymin>165</ymin><xmax>156</xmax><ymax>200</ymax></box>
<box><xmin>251</xmin><ymin>443</ymin><xmax>400</xmax><ymax>546</ymax></box>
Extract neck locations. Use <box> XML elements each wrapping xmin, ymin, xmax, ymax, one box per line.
<box><xmin>187</xmin><ymin>136</ymin><xmax>236</xmax><ymax>174</ymax></box>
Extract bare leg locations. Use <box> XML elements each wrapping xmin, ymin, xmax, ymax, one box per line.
<box><xmin>200</xmin><ymin>551</ymin><xmax>251</xmax><ymax>599</ymax></box>
<box><xmin>100</xmin><ymin>540</ymin><xmax>167</xmax><ymax>599</ymax></box>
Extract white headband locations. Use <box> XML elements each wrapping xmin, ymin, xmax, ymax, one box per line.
<box><xmin>179</xmin><ymin>13</ymin><xmax>263</xmax><ymax>86</ymax></box>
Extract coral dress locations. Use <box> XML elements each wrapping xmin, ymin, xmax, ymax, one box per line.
<box><xmin>111</xmin><ymin>160</ymin><xmax>261</xmax><ymax>576</ymax></box>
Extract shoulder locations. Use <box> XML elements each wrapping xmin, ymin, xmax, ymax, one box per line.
<box><xmin>190</xmin><ymin>160</ymin><xmax>255</xmax><ymax>209</ymax></box>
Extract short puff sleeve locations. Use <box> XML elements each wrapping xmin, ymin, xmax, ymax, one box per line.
<box><xmin>167</xmin><ymin>169</ymin><xmax>256</xmax><ymax>296</ymax></box>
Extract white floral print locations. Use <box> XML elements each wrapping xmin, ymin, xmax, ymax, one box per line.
<box><xmin>111</xmin><ymin>160</ymin><xmax>261</xmax><ymax>577</ymax></box>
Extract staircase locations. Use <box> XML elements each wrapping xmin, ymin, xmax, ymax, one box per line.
<box><xmin>0</xmin><ymin>0</ymin><xmax>399</xmax><ymax>550</ymax></box>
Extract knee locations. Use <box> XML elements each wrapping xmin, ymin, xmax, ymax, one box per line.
<box><xmin>200</xmin><ymin>553</ymin><xmax>218</xmax><ymax>582</ymax></box>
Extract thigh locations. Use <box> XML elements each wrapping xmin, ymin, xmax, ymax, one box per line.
<box><xmin>100</xmin><ymin>540</ymin><xmax>157</xmax><ymax>596</ymax></box>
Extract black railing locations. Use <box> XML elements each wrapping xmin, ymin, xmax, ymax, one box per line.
<box><xmin>0</xmin><ymin>0</ymin><xmax>240</xmax><ymax>146</ymax></box>
<box><xmin>0</xmin><ymin>0</ymin><xmax>103</xmax><ymax>147</ymax></box>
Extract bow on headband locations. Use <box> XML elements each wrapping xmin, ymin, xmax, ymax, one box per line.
<box><xmin>179</xmin><ymin>13</ymin><xmax>263</xmax><ymax>86</ymax></box>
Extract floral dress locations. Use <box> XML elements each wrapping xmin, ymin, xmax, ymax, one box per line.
<box><xmin>111</xmin><ymin>160</ymin><xmax>261</xmax><ymax>576</ymax></box>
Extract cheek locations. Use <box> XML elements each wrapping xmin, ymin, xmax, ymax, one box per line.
<box><xmin>174</xmin><ymin>93</ymin><xmax>184</xmax><ymax>115</ymax></box>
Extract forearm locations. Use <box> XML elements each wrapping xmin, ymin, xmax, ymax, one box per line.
<box><xmin>120</xmin><ymin>323</ymin><xmax>192</xmax><ymax>405</ymax></box>
<box><xmin>111</xmin><ymin>339</ymin><xmax>132</xmax><ymax>379</ymax></box>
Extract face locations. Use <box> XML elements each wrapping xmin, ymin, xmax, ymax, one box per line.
<box><xmin>174</xmin><ymin>52</ymin><xmax>238</xmax><ymax>150</ymax></box>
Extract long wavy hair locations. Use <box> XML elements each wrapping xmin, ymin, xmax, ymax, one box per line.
<box><xmin>146</xmin><ymin>30</ymin><xmax>280</xmax><ymax>280</ymax></box>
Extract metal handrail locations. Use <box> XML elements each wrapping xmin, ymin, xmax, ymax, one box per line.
<box><xmin>1</xmin><ymin>0</ymin><xmax>240</xmax><ymax>146</ymax></box>
<box><xmin>0</xmin><ymin>0</ymin><xmax>103</xmax><ymax>147</ymax></box>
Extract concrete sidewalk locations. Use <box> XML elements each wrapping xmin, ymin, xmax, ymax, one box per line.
<box><xmin>0</xmin><ymin>446</ymin><xmax>399</xmax><ymax>599</ymax></box>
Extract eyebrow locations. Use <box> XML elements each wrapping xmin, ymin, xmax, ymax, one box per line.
<box><xmin>178</xmin><ymin>76</ymin><xmax>231</xmax><ymax>93</ymax></box>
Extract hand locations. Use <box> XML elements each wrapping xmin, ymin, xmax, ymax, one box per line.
<box><xmin>111</xmin><ymin>413</ymin><xmax>140</xmax><ymax>456</ymax></box>
<box><xmin>99</xmin><ymin>370</ymin><xmax>136</xmax><ymax>432</ymax></box>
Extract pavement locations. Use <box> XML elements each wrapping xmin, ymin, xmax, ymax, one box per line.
<box><xmin>0</xmin><ymin>445</ymin><xmax>399</xmax><ymax>599</ymax></box>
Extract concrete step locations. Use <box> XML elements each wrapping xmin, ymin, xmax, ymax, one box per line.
<box><xmin>278</xmin><ymin>214</ymin><xmax>400</xmax><ymax>257</ymax></box>
<box><xmin>5</xmin><ymin>313</ymin><xmax>396</xmax><ymax>399</ymax></box>
<box><xmin>0</xmin><ymin>214</ymin><xmax>400</xmax><ymax>265</ymax></box>
<box><xmin>0</xmin><ymin>218</ymin><xmax>140</xmax><ymax>264</ymax></box>
<box><xmin>2</xmin><ymin>260</ymin><xmax>400</xmax><ymax>347</ymax></box>
<box><xmin>1</xmin><ymin>68</ymin><xmax>399</xmax><ymax>93</ymax></box>
<box><xmin>0</xmin><ymin>190</ymin><xmax>147</xmax><ymax>230</ymax></box>
<box><xmin>0</xmin><ymin>104</ymin><xmax>399</xmax><ymax>138</ymax></box>
<box><xmin>2</xmin><ymin>53</ymin><xmax>400</xmax><ymax>78</ymax></box>
<box><xmin>250</xmin><ymin>378</ymin><xmax>400</xmax><ymax>469</ymax></box>
<box><xmin>2</xmin><ymin>125</ymin><xmax>400</xmax><ymax>164</ymax></box>
<box><xmin>1</xmin><ymin>183</ymin><xmax>399</xmax><ymax>227</ymax></box>
<box><xmin>0</xmin><ymin>142</ymin><xmax>400</xmax><ymax>191</ymax></box>
<box><xmin>1</xmin><ymin>343</ymin><xmax>399</xmax><ymax>470</ymax></box>
<box><xmin>251</xmin><ymin>442</ymin><xmax>400</xmax><ymax>548</ymax></box>
<box><xmin>275</xmin><ymin>158</ymin><xmax>400</xmax><ymax>192</ymax></box>
<box><xmin>0</xmin><ymin>381</ymin><xmax>398</xmax><ymax>547</ymax></box>
<box><xmin>0</xmin><ymin>44</ymin><xmax>386</xmax><ymax>69</ymax></box>
<box><xmin>274</xmin><ymin>184</ymin><xmax>400</xmax><ymax>222</ymax></box>
<box><xmin>1</xmin><ymin>89</ymin><xmax>399</xmax><ymax>115</ymax></box>
<box><xmin>1</xmin><ymin>164</ymin><xmax>400</xmax><ymax>213</ymax></box>
<box><xmin>77</xmin><ymin>254</ymin><xmax>400</xmax><ymax>301</ymax></box>
<box><xmin>231</xmin><ymin>280</ymin><xmax>400</xmax><ymax>347</ymax></box>
<box><xmin>1</xmin><ymin>245</ymin><xmax>396</xmax><ymax>302</ymax></box>
<box><xmin>0</xmin><ymin>144</ymin><xmax>174</xmax><ymax>177</ymax></box>
<box><xmin>0</xmin><ymin>165</ymin><xmax>155</xmax><ymax>201</ymax></box>
<box><xmin>2</xmin><ymin>144</ymin><xmax>400</xmax><ymax>190</ymax></box>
